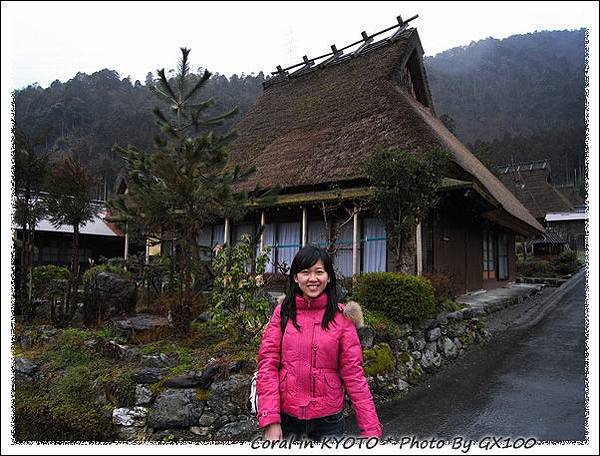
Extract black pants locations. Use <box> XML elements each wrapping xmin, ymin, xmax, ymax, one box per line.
<box><xmin>281</xmin><ymin>412</ymin><xmax>346</xmax><ymax>441</ymax></box>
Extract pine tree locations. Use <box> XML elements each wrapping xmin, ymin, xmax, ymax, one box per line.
<box><xmin>109</xmin><ymin>48</ymin><xmax>257</xmax><ymax>335</ymax></box>
<box><xmin>45</xmin><ymin>153</ymin><xmax>100</xmax><ymax>326</ymax></box>
<box><xmin>13</xmin><ymin>128</ymin><xmax>50</xmax><ymax>320</ymax></box>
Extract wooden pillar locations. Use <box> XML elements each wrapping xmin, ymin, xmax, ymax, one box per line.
<box><xmin>124</xmin><ymin>223</ymin><xmax>129</xmax><ymax>260</ymax></box>
<box><xmin>352</xmin><ymin>207</ymin><xmax>359</xmax><ymax>276</ymax></box>
<box><xmin>302</xmin><ymin>207</ymin><xmax>308</xmax><ymax>247</ymax></box>
<box><xmin>224</xmin><ymin>217</ymin><xmax>231</xmax><ymax>245</ymax></box>
<box><xmin>416</xmin><ymin>221</ymin><xmax>423</xmax><ymax>275</ymax></box>
<box><xmin>145</xmin><ymin>237</ymin><xmax>150</xmax><ymax>265</ymax></box>
<box><xmin>259</xmin><ymin>211</ymin><xmax>266</xmax><ymax>252</ymax></box>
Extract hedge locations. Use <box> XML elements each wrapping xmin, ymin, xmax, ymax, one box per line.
<box><xmin>353</xmin><ymin>272</ymin><xmax>437</xmax><ymax>323</ymax></box>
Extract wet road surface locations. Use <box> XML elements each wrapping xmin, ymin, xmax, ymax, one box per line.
<box><xmin>348</xmin><ymin>274</ymin><xmax>587</xmax><ymax>443</ymax></box>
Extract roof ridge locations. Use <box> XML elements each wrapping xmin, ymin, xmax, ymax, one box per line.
<box><xmin>263</xmin><ymin>14</ymin><xmax>418</xmax><ymax>89</ymax></box>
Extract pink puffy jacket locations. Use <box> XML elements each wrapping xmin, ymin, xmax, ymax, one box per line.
<box><xmin>256</xmin><ymin>292</ymin><xmax>383</xmax><ymax>437</ymax></box>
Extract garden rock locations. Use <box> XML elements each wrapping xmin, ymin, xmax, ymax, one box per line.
<box><xmin>15</xmin><ymin>357</ymin><xmax>38</xmax><ymax>376</ymax></box>
<box><xmin>163</xmin><ymin>373</ymin><xmax>205</xmax><ymax>388</ymax></box>
<box><xmin>426</xmin><ymin>327</ymin><xmax>442</xmax><ymax>342</ymax></box>
<box><xmin>199</xmin><ymin>412</ymin><xmax>216</xmax><ymax>427</ymax></box>
<box><xmin>85</xmin><ymin>272</ymin><xmax>136</xmax><ymax>323</ymax></box>
<box><xmin>101</xmin><ymin>340</ymin><xmax>140</xmax><ymax>362</ymax></box>
<box><xmin>20</xmin><ymin>334</ymin><xmax>32</xmax><ymax>350</ymax></box>
<box><xmin>147</xmin><ymin>388</ymin><xmax>205</xmax><ymax>430</ymax></box>
<box><xmin>357</xmin><ymin>327</ymin><xmax>374</xmax><ymax>349</ymax></box>
<box><xmin>135</xmin><ymin>385</ymin><xmax>153</xmax><ymax>406</ymax></box>
<box><xmin>110</xmin><ymin>314</ymin><xmax>173</xmax><ymax>344</ymax></box>
<box><xmin>112</xmin><ymin>406</ymin><xmax>148</xmax><ymax>427</ymax></box>
<box><xmin>140</xmin><ymin>353</ymin><xmax>173</xmax><ymax>368</ymax></box>
<box><xmin>131</xmin><ymin>367</ymin><xmax>167</xmax><ymax>384</ymax></box>
<box><xmin>440</xmin><ymin>337</ymin><xmax>458</xmax><ymax>359</ymax></box>
<box><xmin>207</xmin><ymin>374</ymin><xmax>251</xmax><ymax>417</ymax></box>
<box><xmin>214</xmin><ymin>418</ymin><xmax>260</xmax><ymax>441</ymax></box>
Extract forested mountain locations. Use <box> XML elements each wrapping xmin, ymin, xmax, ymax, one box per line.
<box><xmin>425</xmin><ymin>29</ymin><xmax>586</xmax><ymax>190</ymax></box>
<box><xmin>14</xmin><ymin>69</ymin><xmax>265</xmax><ymax>198</ymax></box>
<box><xmin>13</xmin><ymin>29</ymin><xmax>587</xmax><ymax>198</ymax></box>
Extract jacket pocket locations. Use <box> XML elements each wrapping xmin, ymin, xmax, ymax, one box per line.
<box><xmin>279</xmin><ymin>368</ymin><xmax>289</xmax><ymax>393</ymax></box>
<box><xmin>322</xmin><ymin>372</ymin><xmax>343</xmax><ymax>405</ymax></box>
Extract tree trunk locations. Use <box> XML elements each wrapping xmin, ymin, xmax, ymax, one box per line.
<box><xmin>55</xmin><ymin>224</ymin><xmax>81</xmax><ymax>327</ymax></box>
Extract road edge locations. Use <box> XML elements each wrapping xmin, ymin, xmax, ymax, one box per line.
<box><xmin>508</xmin><ymin>267</ymin><xmax>587</xmax><ymax>332</ymax></box>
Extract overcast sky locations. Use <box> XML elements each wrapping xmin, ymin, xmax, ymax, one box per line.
<box><xmin>3</xmin><ymin>1</ymin><xmax>597</xmax><ymax>89</ymax></box>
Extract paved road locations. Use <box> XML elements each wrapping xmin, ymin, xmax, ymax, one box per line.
<box><xmin>350</xmin><ymin>274</ymin><xmax>587</xmax><ymax>443</ymax></box>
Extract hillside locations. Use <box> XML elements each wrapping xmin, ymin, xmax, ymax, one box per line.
<box><xmin>13</xmin><ymin>29</ymin><xmax>587</xmax><ymax>196</ymax></box>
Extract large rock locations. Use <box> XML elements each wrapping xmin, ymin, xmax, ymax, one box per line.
<box><xmin>110</xmin><ymin>314</ymin><xmax>173</xmax><ymax>344</ymax></box>
<box><xmin>131</xmin><ymin>367</ymin><xmax>168</xmax><ymax>384</ymax></box>
<box><xmin>426</xmin><ymin>327</ymin><xmax>442</xmax><ymax>342</ymax></box>
<box><xmin>439</xmin><ymin>337</ymin><xmax>458</xmax><ymax>359</ymax></box>
<box><xmin>163</xmin><ymin>373</ymin><xmax>206</xmax><ymax>388</ymax></box>
<box><xmin>357</xmin><ymin>327</ymin><xmax>374</xmax><ymax>349</ymax></box>
<box><xmin>112</xmin><ymin>406</ymin><xmax>148</xmax><ymax>427</ymax></box>
<box><xmin>207</xmin><ymin>374</ymin><xmax>251</xmax><ymax>417</ymax></box>
<box><xmin>140</xmin><ymin>353</ymin><xmax>174</xmax><ymax>368</ymax></box>
<box><xmin>213</xmin><ymin>418</ymin><xmax>260</xmax><ymax>441</ymax></box>
<box><xmin>100</xmin><ymin>340</ymin><xmax>140</xmax><ymax>362</ymax></box>
<box><xmin>147</xmin><ymin>388</ymin><xmax>205</xmax><ymax>430</ymax></box>
<box><xmin>15</xmin><ymin>357</ymin><xmax>38</xmax><ymax>376</ymax></box>
<box><xmin>84</xmin><ymin>272</ymin><xmax>136</xmax><ymax>324</ymax></box>
<box><xmin>135</xmin><ymin>385</ymin><xmax>153</xmax><ymax>406</ymax></box>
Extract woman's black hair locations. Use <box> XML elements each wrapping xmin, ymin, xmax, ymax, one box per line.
<box><xmin>280</xmin><ymin>245</ymin><xmax>339</xmax><ymax>333</ymax></box>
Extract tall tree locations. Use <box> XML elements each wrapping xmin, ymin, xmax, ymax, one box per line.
<box><xmin>13</xmin><ymin>128</ymin><xmax>50</xmax><ymax>320</ymax></box>
<box><xmin>364</xmin><ymin>147</ymin><xmax>450</xmax><ymax>272</ymax></box>
<box><xmin>45</xmin><ymin>153</ymin><xmax>100</xmax><ymax>326</ymax></box>
<box><xmin>109</xmin><ymin>48</ymin><xmax>258</xmax><ymax>335</ymax></box>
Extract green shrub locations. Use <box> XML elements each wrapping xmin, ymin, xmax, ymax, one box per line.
<box><xmin>353</xmin><ymin>272</ymin><xmax>437</xmax><ymax>322</ymax></box>
<box><xmin>210</xmin><ymin>235</ymin><xmax>272</xmax><ymax>343</ymax></box>
<box><xmin>81</xmin><ymin>263</ymin><xmax>129</xmax><ymax>289</ymax></box>
<box><xmin>31</xmin><ymin>265</ymin><xmax>70</xmax><ymax>302</ymax></box>
<box><xmin>363</xmin><ymin>308</ymin><xmax>402</xmax><ymax>337</ymax></box>
<box><xmin>551</xmin><ymin>250</ymin><xmax>580</xmax><ymax>276</ymax></box>
<box><xmin>516</xmin><ymin>258</ymin><xmax>553</xmax><ymax>277</ymax></box>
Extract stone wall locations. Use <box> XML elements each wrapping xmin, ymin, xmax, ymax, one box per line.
<box><xmin>109</xmin><ymin>310</ymin><xmax>488</xmax><ymax>442</ymax></box>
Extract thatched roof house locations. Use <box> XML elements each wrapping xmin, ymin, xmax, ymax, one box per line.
<box><xmin>497</xmin><ymin>160</ymin><xmax>575</xmax><ymax>222</ymax></box>
<box><xmin>228</xmin><ymin>26</ymin><xmax>542</xmax><ymax>237</ymax></box>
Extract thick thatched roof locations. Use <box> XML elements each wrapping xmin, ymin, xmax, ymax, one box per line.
<box><xmin>497</xmin><ymin>160</ymin><xmax>575</xmax><ymax>221</ymax></box>
<box><xmin>228</xmin><ymin>27</ymin><xmax>543</xmax><ymax>235</ymax></box>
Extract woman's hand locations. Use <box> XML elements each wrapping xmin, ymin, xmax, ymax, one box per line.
<box><xmin>263</xmin><ymin>423</ymin><xmax>283</xmax><ymax>440</ymax></box>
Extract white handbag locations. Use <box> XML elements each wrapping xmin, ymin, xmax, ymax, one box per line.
<box><xmin>249</xmin><ymin>370</ymin><xmax>259</xmax><ymax>414</ymax></box>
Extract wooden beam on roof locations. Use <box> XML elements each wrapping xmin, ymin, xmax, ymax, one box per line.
<box><xmin>318</xmin><ymin>44</ymin><xmax>344</xmax><ymax>68</ymax></box>
<box><xmin>353</xmin><ymin>31</ymin><xmax>374</xmax><ymax>56</ymax></box>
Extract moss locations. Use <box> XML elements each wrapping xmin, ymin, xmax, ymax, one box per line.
<box><xmin>363</xmin><ymin>343</ymin><xmax>395</xmax><ymax>377</ymax></box>
<box><xmin>459</xmin><ymin>330</ymin><xmax>475</xmax><ymax>346</ymax></box>
<box><xmin>195</xmin><ymin>388</ymin><xmax>210</xmax><ymax>401</ymax></box>
<box><xmin>437</xmin><ymin>299</ymin><xmax>467</xmax><ymax>313</ymax></box>
<box><xmin>398</xmin><ymin>351</ymin><xmax>411</xmax><ymax>365</ymax></box>
<box><xmin>148</xmin><ymin>381</ymin><xmax>166</xmax><ymax>396</ymax></box>
<box><xmin>42</xmin><ymin>329</ymin><xmax>96</xmax><ymax>369</ymax></box>
<box><xmin>407</xmin><ymin>362</ymin><xmax>423</xmax><ymax>384</ymax></box>
<box><xmin>14</xmin><ymin>362</ymin><xmax>114</xmax><ymax>442</ymax></box>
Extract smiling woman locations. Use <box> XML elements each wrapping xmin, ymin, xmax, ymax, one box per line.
<box><xmin>256</xmin><ymin>245</ymin><xmax>382</xmax><ymax>441</ymax></box>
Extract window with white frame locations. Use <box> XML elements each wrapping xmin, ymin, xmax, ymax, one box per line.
<box><xmin>276</xmin><ymin>221</ymin><xmax>301</xmax><ymax>272</ymax></box>
<box><xmin>362</xmin><ymin>218</ymin><xmax>387</xmax><ymax>272</ymax></box>
<box><xmin>498</xmin><ymin>232</ymin><xmax>509</xmax><ymax>280</ymax></box>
